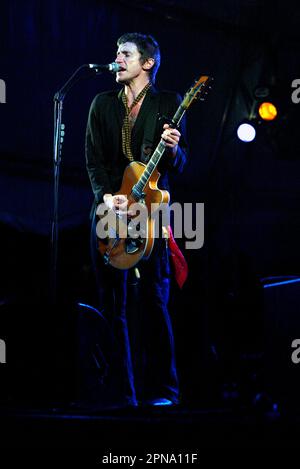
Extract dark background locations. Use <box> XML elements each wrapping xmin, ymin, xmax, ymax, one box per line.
<box><xmin>1</xmin><ymin>0</ymin><xmax>300</xmax><ymax>408</ymax></box>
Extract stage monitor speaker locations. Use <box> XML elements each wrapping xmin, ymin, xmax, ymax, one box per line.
<box><xmin>0</xmin><ymin>301</ymin><xmax>126</xmax><ymax>410</ymax></box>
<box><xmin>0</xmin><ymin>301</ymin><xmax>78</xmax><ymax>406</ymax></box>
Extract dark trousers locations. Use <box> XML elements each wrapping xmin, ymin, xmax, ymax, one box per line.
<box><xmin>90</xmin><ymin>211</ymin><xmax>179</xmax><ymax>405</ymax></box>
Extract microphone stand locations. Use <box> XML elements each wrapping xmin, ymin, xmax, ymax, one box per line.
<box><xmin>50</xmin><ymin>64</ymin><xmax>105</xmax><ymax>305</ymax></box>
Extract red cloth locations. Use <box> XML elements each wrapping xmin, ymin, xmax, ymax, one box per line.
<box><xmin>167</xmin><ymin>225</ymin><xmax>188</xmax><ymax>289</ymax></box>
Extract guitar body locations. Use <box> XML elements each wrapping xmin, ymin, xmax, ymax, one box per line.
<box><xmin>96</xmin><ymin>75</ymin><xmax>212</xmax><ymax>270</ymax></box>
<box><xmin>97</xmin><ymin>161</ymin><xmax>170</xmax><ymax>270</ymax></box>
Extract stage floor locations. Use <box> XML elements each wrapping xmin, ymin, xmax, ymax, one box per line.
<box><xmin>1</xmin><ymin>401</ymin><xmax>299</xmax><ymax>450</ymax></box>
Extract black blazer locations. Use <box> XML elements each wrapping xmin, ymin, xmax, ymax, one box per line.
<box><xmin>85</xmin><ymin>85</ymin><xmax>188</xmax><ymax>208</ymax></box>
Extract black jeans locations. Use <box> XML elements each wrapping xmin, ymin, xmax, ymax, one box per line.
<box><xmin>90</xmin><ymin>210</ymin><xmax>179</xmax><ymax>405</ymax></box>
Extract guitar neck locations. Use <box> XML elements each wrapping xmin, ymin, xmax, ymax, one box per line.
<box><xmin>131</xmin><ymin>75</ymin><xmax>211</xmax><ymax>200</ymax></box>
<box><xmin>133</xmin><ymin>104</ymin><xmax>186</xmax><ymax>197</ymax></box>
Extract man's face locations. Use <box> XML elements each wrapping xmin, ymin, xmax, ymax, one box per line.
<box><xmin>115</xmin><ymin>42</ymin><xmax>145</xmax><ymax>84</ymax></box>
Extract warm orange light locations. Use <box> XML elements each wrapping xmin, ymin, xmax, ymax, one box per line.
<box><xmin>258</xmin><ymin>102</ymin><xmax>278</xmax><ymax>121</ymax></box>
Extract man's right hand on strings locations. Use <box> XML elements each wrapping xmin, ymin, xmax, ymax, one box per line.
<box><xmin>103</xmin><ymin>194</ymin><xmax>134</xmax><ymax>216</ymax></box>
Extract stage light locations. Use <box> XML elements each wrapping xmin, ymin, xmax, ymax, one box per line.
<box><xmin>258</xmin><ymin>102</ymin><xmax>277</xmax><ymax>121</ymax></box>
<box><xmin>237</xmin><ymin>122</ymin><xmax>256</xmax><ymax>142</ymax></box>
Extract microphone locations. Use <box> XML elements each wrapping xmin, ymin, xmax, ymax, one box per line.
<box><xmin>88</xmin><ymin>62</ymin><xmax>123</xmax><ymax>73</ymax></box>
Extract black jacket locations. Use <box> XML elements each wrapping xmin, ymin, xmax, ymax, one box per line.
<box><xmin>85</xmin><ymin>85</ymin><xmax>188</xmax><ymax>207</ymax></box>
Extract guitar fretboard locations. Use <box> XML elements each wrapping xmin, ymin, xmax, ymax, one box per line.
<box><xmin>130</xmin><ymin>76</ymin><xmax>210</xmax><ymax>201</ymax></box>
<box><xmin>133</xmin><ymin>104</ymin><xmax>186</xmax><ymax>198</ymax></box>
<box><xmin>134</xmin><ymin>140</ymin><xmax>166</xmax><ymax>195</ymax></box>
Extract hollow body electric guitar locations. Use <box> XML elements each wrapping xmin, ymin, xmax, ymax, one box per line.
<box><xmin>97</xmin><ymin>75</ymin><xmax>212</xmax><ymax>270</ymax></box>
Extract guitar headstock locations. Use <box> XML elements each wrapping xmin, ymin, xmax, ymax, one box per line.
<box><xmin>181</xmin><ymin>75</ymin><xmax>213</xmax><ymax>109</ymax></box>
